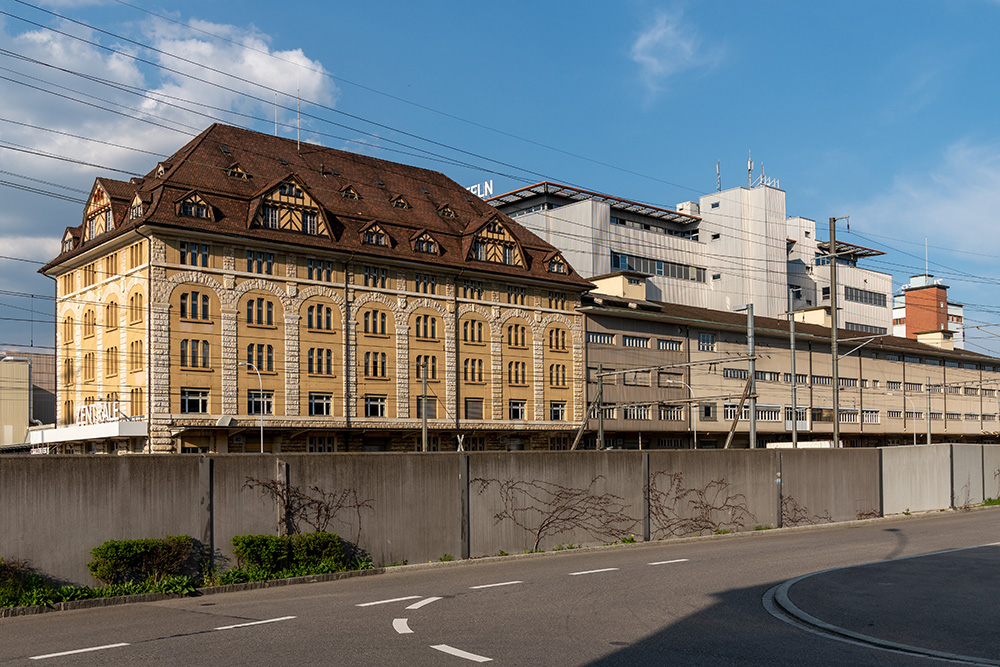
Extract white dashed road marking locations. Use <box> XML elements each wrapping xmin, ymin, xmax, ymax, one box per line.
<box><xmin>214</xmin><ymin>616</ymin><xmax>296</xmax><ymax>630</ymax></box>
<box><xmin>568</xmin><ymin>568</ymin><xmax>619</xmax><ymax>576</ymax></box>
<box><xmin>648</xmin><ymin>558</ymin><xmax>689</xmax><ymax>566</ymax></box>
<box><xmin>406</xmin><ymin>596</ymin><xmax>443</xmax><ymax>610</ymax></box>
<box><xmin>431</xmin><ymin>644</ymin><xmax>493</xmax><ymax>662</ymax></box>
<box><xmin>357</xmin><ymin>595</ymin><xmax>421</xmax><ymax>607</ymax></box>
<box><xmin>470</xmin><ymin>580</ymin><xmax>523</xmax><ymax>589</ymax></box>
<box><xmin>30</xmin><ymin>643</ymin><xmax>130</xmax><ymax>660</ymax></box>
<box><xmin>393</xmin><ymin>618</ymin><xmax>413</xmax><ymax>634</ymax></box>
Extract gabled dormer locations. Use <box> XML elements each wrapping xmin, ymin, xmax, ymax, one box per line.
<box><xmin>361</xmin><ymin>222</ymin><xmax>391</xmax><ymax>247</ymax></box>
<box><xmin>128</xmin><ymin>193</ymin><xmax>145</xmax><ymax>220</ymax></box>
<box><xmin>82</xmin><ymin>184</ymin><xmax>113</xmax><ymax>242</ymax></box>
<box><xmin>545</xmin><ymin>251</ymin><xmax>569</xmax><ymax>275</ymax></box>
<box><xmin>438</xmin><ymin>204</ymin><xmax>457</xmax><ymax>219</ymax></box>
<box><xmin>61</xmin><ymin>228</ymin><xmax>77</xmax><ymax>254</ymax></box>
<box><xmin>252</xmin><ymin>176</ymin><xmax>331</xmax><ymax>237</ymax></box>
<box><xmin>156</xmin><ymin>162</ymin><xmax>171</xmax><ymax>178</ymax></box>
<box><xmin>390</xmin><ymin>195</ymin><xmax>410</xmax><ymax>209</ymax></box>
<box><xmin>225</xmin><ymin>163</ymin><xmax>249</xmax><ymax>180</ymax></box>
<box><xmin>411</xmin><ymin>230</ymin><xmax>440</xmax><ymax>255</ymax></box>
<box><xmin>468</xmin><ymin>216</ymin><xmax>524</xmax><ymax>267</ymax></box>
<box><xmin>175</xmin><ymin>191</ymin><xmax>213</xmax><ymax>220</ymax></box>
<box><xmin>341</xmin><ymin>185</ymin><xmax>361</xmax><ymax>200</ymax></box>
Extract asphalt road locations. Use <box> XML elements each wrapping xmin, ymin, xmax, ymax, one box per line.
<box><xmin>1</xmin><ymin>509</ymin><xmax>997</xmax><ymax>666</ymax></box>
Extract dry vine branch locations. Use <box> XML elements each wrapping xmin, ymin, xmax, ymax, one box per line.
<box><xmin>243</xmin><ymin>477</ymin><xmax>374</xmax><ymax>541</ymax></box>
<box><xmin>474</xmin><ymin>475</ymin><xmax>636</xmax><ymax>552</ymax></box>
<box><xmin>647</xmin><ymin>471</ymin><xmax>756</xmax><ymax>537</ymax></box>
<box><xmin>781</xmin><ymin>495</ymin><xmax>833</xmax><ymax>527</ymax></box>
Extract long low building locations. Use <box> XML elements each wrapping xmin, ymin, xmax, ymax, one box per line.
<box><xmin>581</xmin><ymin>272</ymin><xmax>1000</xmax><ymax>449</ymax></box>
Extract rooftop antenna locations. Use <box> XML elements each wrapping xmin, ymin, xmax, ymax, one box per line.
<box><xmin>716</xmin><ymin>161</ymin><xmax>721</xmax><ymax>192</ymax></box>
<box><xmin>747</xmin><ymin>150</ymin><xmax>753</xmax><ymax>188</ymax></box>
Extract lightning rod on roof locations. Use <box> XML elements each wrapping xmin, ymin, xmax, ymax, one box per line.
<box><xmin>716</xmin><ymin>161</ymin><xmax>721</xmax><ymax>192</ymax></box>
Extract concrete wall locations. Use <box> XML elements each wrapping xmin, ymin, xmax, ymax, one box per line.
<box><xmin>881</xmin><ymin>444</ymin><xmax>952</xmax><ymax>515</ymax></box>
<box><xmin>3</xmin><ymin>446</ymin><xmax>999</xmax><ymax>586</ymax></box>
<box><xmin>951</xmin><ymin>445</ymin><xmax>984</xmax><ymax>507</ymax></box>
<box><xmin>779</xmin><ymin>449</ymin><xmax>881</xmax><ymax>523</ymax></box>
<box><xmin>469</xmin><ymin>451</ymin><xmax>643</xmax><ymax>555</ymax></box>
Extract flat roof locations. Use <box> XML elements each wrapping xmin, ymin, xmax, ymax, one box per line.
<box><xmin>488</xmin><ymin>182</ymin><xmax>701</xmax><ymax>225</ymax></box>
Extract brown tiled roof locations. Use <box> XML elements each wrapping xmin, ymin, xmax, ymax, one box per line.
<box><xmin>42</xmin><ymin>124</ymin><xmax>593</xmax><ymax>289</ymax></box>
<box><xmin>583</xmin><ymin>294</ymin><xmax>1000</xmax><ymax>364</ymax></box>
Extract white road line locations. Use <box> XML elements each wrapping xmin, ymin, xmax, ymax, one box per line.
<box><xmin>648</xmin><ymin>558</ymin><xmax>690</xmax><ymax>566</ymax></box>
<box><xmin>470</xmin><ymin>580</ymin><xmax>523</xmax><ymax>589</ymax></box>
<box><xmin>568</xmin><ymin>567</ymin><xmax>619</xmax><ymax>576</ymax></box>
<box><xmin>29</xmin><ymin>643</ymin><xmax>130</xmax><ymax>660</ymax></box>
<box><xmin>214</xmin><ymin>616</ymin><xmax>296</xmax><ymax>630</ymax></box>
<box><xmin>406</xmin><ymin>596</ymin><xmax>443</xmax><ymax>610</ymax></box>
<box><xmin>431</xmin><ymin>644</ymin><xmax>493</xmax><ymax>662</ymax></box>
<box><xmin>393</xmin><ymin>618</ymin><xmax>413</xmax><ymax>634</ymax></box>
<box><xmin>356</xmin><ymin>595</ymin><xmax>421</xmax><ymax>607</ymax></box>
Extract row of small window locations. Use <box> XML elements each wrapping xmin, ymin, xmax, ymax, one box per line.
<box><xmin>610</xmin><ymin>251</ymin><xmax>706</xmax><ymax>283</ymax></box>
<box><xmin>64</xmin><ymin>296</ymin><xmax>142</xmax><ymax>341</ymax></box>
<box><xmin>610</xmin><ymin>216</ymin><xmax>699</xmax><ymax>241</ymax></box>
<box><xmin>885</xmin><ymin>410</ymin><xmax>997</xmax><ymax>421</ymax></box>
<box><xmin>60</xmin><ymin>243</ymin><xmax>142</xmax><ymax>294</ymax></box>
<box><xmin>875</xmin><ymin>352</ymin><xmax>993</xmax><ymax>372</ymax></box>
<box><xmin>587</xmin><ymin>332</ymin><xmax>682</xmax><ymax>350</ymax></box>
<box><xmin>590</xmin><ymin>405</ymin><xmax>685</xmax><ymax>421</ymax></box>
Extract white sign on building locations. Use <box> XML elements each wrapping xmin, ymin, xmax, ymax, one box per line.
<box><xmin>76</xmin><ymin>401</ymin><xmax>123</xmax><ymax>427</ymax></box>
<box><xmin>466</xmin><ymin>180</ymin><xmax>494</xmax><ymax>199</ymax></box>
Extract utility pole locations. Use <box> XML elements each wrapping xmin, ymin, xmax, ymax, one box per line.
<box><xmin>829</xmin><ymin>217</ymin><xmax>843</xmax><ymax>448</ymax></box>
<box><xmin>421</xmin><ymin>361</ymin><xmax>428</xmax><ymax>452</ymax></box>
<box><xmin>789</xmin><ymin>287</ymin><xmax>798</xmax><ymax>448</ymax></box>
<box><xmin>735</xmin><ymin>304</ymin><xmax>757</xmax><ymax>448</ymax></box>
<box><xmin>597</xmin><ymin>363</ymin><xmax>605</xmax><ymax>450</ymax></box>
<box><xmin>926</xmin><ymin>375</ymin><xmax>932</xmax><ymax>445</ymax></box>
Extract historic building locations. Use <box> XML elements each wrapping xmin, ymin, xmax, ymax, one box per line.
<box><xmin>35</xmin><ymin>124</ymin><xmax>591</xmax><ymax>454</ymax></box>
<box><xmin>578</xmin><ymin>273</ymin><xmax>1000</xmax><ymax>449</ymax></box>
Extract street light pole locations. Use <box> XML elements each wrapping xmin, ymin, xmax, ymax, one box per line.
<box><xmin>666</xmin><ymin>379</ymin><xmax>697</xmax><ymax>449</ymax></box>
<box><xmin>239</xmin><ymin>361</ymin><xmax>264</xmax><ymax>453</ymax></box>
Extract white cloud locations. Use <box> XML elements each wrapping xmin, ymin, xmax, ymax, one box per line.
<box><xmin>629</xmin><ymin>8</ymin><xmax>722</xmax><ymax>96</ymax></box>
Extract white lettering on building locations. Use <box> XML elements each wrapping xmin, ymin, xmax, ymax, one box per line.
<box><xmin>76</xmin><ymin>401</ymin><xmax>123</xmax><ymax>427</ymax></box>
<box><xmin>466</xmin><ymin>180</ymin><xmax>494</xmax><ymax>199</ymax></box>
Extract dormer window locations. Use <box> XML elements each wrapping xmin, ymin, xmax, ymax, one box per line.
<box><xmin>129</xmin><ymin>202</ymin><xmax>143</xmax><ymax>220</ymax></box>
<box><xmin>390</xmin><ymin>196</ymin><xmax>410</xmax><ymax>209</ymax></box>
<box><xmin>548</xmin><ymin>256</ymin><xmax>567</xmax><ymax>274</ymax></box>
<box><xmin>414</xmin><ymin>233</ymin><xmax>438</xmax><ymax>254</ymax></box>
<box><xmin>342</xmin><ymin>186</ymin><xmax>361</xmax><ymax>200</ymax></box>
<box><xmin>225</xmin><ymin>164</ymin><xmax>249</xmax><ymax>179</ymax></box>
<box><xmin>182</xmin><ymin>201</ymin><xmax>209</xmax><ymax>218</ymax></box>
<box><xmin>363</xmin><ymin>224</ymin><xmax>388</xmax><ymax>246</ymax></box>
<box><xmin>261</xmin><ymin>205</ymin><xmax>280</xmax><ymax>229</ymax></box>
<box><xmin>469</xmin><ymin>218</ymin><xmax>523</xmax><ymax>267</ymax></box>
<box><xmin>439</xmin><ymin>205</ymin><xmax>457</xmax><ymax>218</ymax></box>
<box><xmin>62</xmin><ymin>233</ymin><xmax>74</xmax><ymax>253</ymax></box>
<box><xmin>303</xmin><ymin>211</ymin><xmax>318</xmax><ymax>235</ymax></box>
<box><xmin>279</xmin><ymin>182</ymin><xmax>303</xmax><ymax>198</ymax></box>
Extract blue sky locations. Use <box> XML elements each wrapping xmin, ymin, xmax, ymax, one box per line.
<box><xmin>3</xmin><ymin>0</ymin><xmax>1000</xmax><ymax>354</ymax></box>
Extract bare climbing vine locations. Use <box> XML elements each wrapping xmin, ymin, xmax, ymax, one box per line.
<box><xmin>473</xmin><ymin>475</ymin><xmax>637</xmax><ymax>552</ymax></box>
<box><xmin>244</xmin><ymin>477</ymin><xmax>374</xmax><ymax>542</ymax></box>
<box><xmin>780</xmin><ymin>495</ymin><xmax>833</xmax><ymax>527</ymax></box>
<box><xmin>647</xmin><ymin>471</ymin><xmax>756</xmax><ymax>538</ymax></box>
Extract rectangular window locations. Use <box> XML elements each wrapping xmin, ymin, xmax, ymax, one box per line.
<box><xmin>658</xmin><ymin>339</ymin><xmax>681</xmax><ymax>351</ymax></box>
<box><xmin>180</xmin><ymin>388</ymin><xmax>209</xmax><ymax>414</ymax></box>
<box><xmin>659</xmin><ymin>405</ymin><xmax>683</xmax><ymax>421</ymax></box>
<box><xmin>698</xmin><ymin>333</ymin><xmax>716</xmax><ymax>352</ymax></box>
<box><xmin>309</xmin><ymin>393</ymin><xmax>332</xmax><ymax>416</ymax></box>
<box><xmin>723</xmin><ymin>368</ymin><xmax>749</xmax><ymax>380</ymax></box>
<box><xmin>844</xmin><ymin>286</ymin><xmax>887</xmax><ymax>308</ymax></box>
<box><xmin>587</xmin><ymin>332</ymin><xmax>614</xmax><ymax>345</ymax></box>
<box><xmin>622</xmin><ymin>335</ymin><xmax>649</xmax><ymax>348</ymax></box>
<box><xmin>550</xmin><ymin>401</ymin><xmax>566</xmax><ymax>421</ymax></box>
<box><xmin>364</xmin><ymin>395</ymin><xmax>386</xmax><ymax>418</ymax></box>
<box><xmin>416</xmin><ymin>396</ymin><xmax>437</xmax><ymax>419</ymax></box>
<box><xmin>247</xmin><ymin>390</ymin><xmax>274</xmax><ymax>415</ymax></box>
<box><xmin>465</xmin><ymin>398</ymin><xmax>484</xmax><ymax>420</ymax></box>
<box><xmin>363</xmin><ymin>266</ymin><xmax>387</xmax><ymax>288</ymax></box>
<box><xmin>623</xmin><ymin>371</ymin><xmax>650</xmax><ymax>386</ymax></box>
<box><xmin>509</xmin><ymin>399</ymin><xmax>526</xmax><ymax>420</ymax></box>
<box><xmin>623</xmin><ymin>405</ymin><xmax>651</xmax><ymax>420</ymax></box>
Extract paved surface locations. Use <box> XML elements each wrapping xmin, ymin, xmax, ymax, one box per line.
<box><xmin>771</xmin><ymin>540</ymin><xmax>1000</xmax><ymax>665</ymax></box>
<box><xmin>0</xmin><ymin>509</ymin><xmax>997</xmax><ymax>665</ymax></box>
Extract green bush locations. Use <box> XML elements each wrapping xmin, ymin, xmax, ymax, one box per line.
<box><xmin>87</xmin><ymin>536</ymin><xmax>194</xmax><ymax>585</ymax></box>
<box><xmin>224</xmin><ymin>531</ymin><xmax>352</xmax><ymax>581</ymax></box>
<box><xmin>232</xmin><ymin>535</ymin><xmax>290</xmax><ymax>574</ymax></box>
<box><xmin>290</xmin><ymin>531</ymin><xmax>347</xmax><ymax>571</ymax></box>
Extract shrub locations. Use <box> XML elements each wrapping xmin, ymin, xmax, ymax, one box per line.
<box><xmin>231</xmin><ymin>535</ymin><xmax>291</xmax><ymax>575</ymax></box>
<box><xmin>87</xmin><ymin>536</ymin><xmax>194</xmax><ymax>585</ymax></box>
<box><xmin>290</xmin><ymin>531</ymin><xmax>347</xmax><ymax>571</ymax></box>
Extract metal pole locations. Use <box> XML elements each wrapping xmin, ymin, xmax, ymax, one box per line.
<box><xmin>422</xmin><ymin>361</ymin><xmax>428</xmax><ymax>452</ymax></box>
<box><xmin>597</xmin><ymin>363</ymin><xmax>604</xmax><ymax>450</ymax></box>
<box><xmin>239</xmin><ymin>361</ymin><xmax>264</xmax><ymax>453</ymax></box>
<box><xmin>789</xmin><ymin>287</ymin><xmax>798</xmax><ymax>448</ymax></box>
<box><xmin>926</xmin><ymin>375</ymin><xmax>932</xmax><ymax>445</ymax></box>
<box><xmin>747</xmin><ymin>304</ymin><xmax>757</xmax><ymax>448</ymax></box>
<box><xmin>829</xmin><ymin>217</ymin><xmax>841</xmax><ymax>448</ymax></box>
